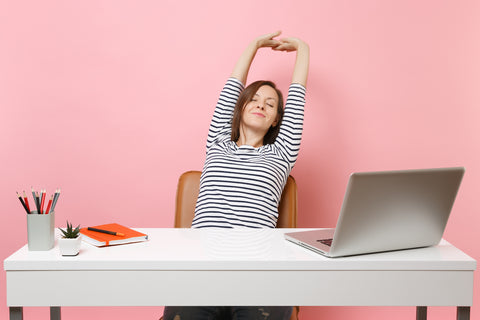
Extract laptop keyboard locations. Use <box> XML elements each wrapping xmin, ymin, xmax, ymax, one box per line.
<box><xmin>317</xmin><ymin>239</ymin><xmax>333</xmax><ymax>247</ymax></box>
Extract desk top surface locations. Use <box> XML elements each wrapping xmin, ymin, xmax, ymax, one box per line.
<box><xmin>4</xmin><ymin>228</ymin><xmax>476</xmax><ymax>271</ymax></box>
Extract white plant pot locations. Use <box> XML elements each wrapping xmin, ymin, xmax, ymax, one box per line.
<box><xmin>59</xmin><ymin>236</ymin><xmax>82</xmax><ymax>256</ymax></box>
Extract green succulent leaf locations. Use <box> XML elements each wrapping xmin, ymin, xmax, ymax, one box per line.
<box><xmin>59</xmin><ymin>220</ymin><xmax>81</xmax><ymax>238</ymax></box>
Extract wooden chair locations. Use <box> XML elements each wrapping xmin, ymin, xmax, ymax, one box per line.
<box><xmin>169</xmin><ymin>170</ymin><xmax>300</xmax><ymax>319</ymax></box>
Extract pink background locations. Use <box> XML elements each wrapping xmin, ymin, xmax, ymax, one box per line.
<box><xmin>1</xmin><ymin>1</ymin><xmax>479</xmax><ymax>319</ymax></box>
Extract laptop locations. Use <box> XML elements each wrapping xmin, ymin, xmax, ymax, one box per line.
<box><xmin>284</xmin><ymin>167</ymin><xmax>465</xmax><ymax>258</ymax></box>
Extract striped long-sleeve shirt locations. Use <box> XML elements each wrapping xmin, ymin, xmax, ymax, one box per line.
<box><xmin>191</xmin><ymin>78</ymin><xmax>306</xmax><ymax>229</ymax></box>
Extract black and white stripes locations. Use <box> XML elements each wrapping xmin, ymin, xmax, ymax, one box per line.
<box><xmin>191</xmin><ymin>78</ymin><xmax>306</xmax><ymax>229</ymax></box>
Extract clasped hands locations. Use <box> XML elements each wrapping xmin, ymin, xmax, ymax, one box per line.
<box><xmin>254</xmin><ymin>31</ymin><xmax>307</xmax><ymax>52</ymax></box>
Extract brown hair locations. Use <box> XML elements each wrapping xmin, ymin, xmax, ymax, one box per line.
<box><xmin>231</xmin><ymin>80</ymin><xmax>284</xmax><ymax>145</ymax></box>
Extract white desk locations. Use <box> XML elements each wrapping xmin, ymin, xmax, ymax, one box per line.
<box><xmin>4</xmin><ymin>228</ymin><xmax>476</xmax><ymax>320</ymax></box>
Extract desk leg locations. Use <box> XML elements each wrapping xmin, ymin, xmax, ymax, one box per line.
<box><xmin>416</xmin><ymin>306</ymin><xmax>427</xmax><ymax>320</ymax></box>
<box><xmin>50</xmin><ymin>307</ymin><xmax>61</xmax><ymax>320</ymax></box>
<box><xmin>457</xmin><ymin>307</ymin><xmax>470</xmax><ymax>320</ymax></box>
<box><xmin>9</xmin><ymin>307</ymin><xmax>23</xmax><ymax>320</ymax></box>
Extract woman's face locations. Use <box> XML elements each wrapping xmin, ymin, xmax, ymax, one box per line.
<box><xmin>241</xmin><ymin>85</ymin><xmax>279</xmax><ymax>134</ymax></box>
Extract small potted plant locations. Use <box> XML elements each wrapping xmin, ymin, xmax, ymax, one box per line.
<box><xmin>58</xmin><ymin>221</ymin><xmax>82</xmax><ymax>256</ymax></box>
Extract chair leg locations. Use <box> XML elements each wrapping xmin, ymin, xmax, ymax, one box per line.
<box><xmin>290</xmin><ymin>306</ymin><xmax>300</xmax><ymax>320</ymax></box>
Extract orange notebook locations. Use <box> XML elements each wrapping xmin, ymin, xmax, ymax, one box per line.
<box><xmin>80</xmin><ymin>223</ymin><xmax>148</xmax><ymax>247</ymax></box>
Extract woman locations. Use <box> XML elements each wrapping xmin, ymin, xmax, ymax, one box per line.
<box><xmin>163</xmin><ymin>31</ymin><xmax>309</xmax><ymax>320</ymax></box>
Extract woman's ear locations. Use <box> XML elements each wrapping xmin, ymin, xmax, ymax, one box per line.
<box><xmin>272</xmin><ymin>116</ymin><xmax>279</xmax><ymax>127</ymax></box>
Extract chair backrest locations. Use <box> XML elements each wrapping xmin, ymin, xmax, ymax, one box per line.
<box><xmin>174</xmin><ymin>170</ymin><xmax>297</xmax><ymax>228</ymax></box>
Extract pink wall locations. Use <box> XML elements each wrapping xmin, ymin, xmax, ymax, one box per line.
<box><xmin>1</xmin><ymin>1</ymin><xmax>479</xmax><ymax>319</ymax></box>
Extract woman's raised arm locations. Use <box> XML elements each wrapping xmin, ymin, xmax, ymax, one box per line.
<box><xmin>231</xmin><ymin>31</ymin><xmax>282</xmax><ymax>85</ymax></box>
<box><xmin>274</xmin><ymin>37</ymin><xmax>310</xmax><ymax>87</ymax></box>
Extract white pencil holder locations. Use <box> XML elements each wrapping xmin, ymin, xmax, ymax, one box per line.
<box><xmin>27</xmin><ymin>211</ymin><xmax>55</xmax><ymax>251</ymax></box>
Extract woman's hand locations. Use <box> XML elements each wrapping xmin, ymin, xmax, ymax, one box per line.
<box><xmin>231</xmin><ymin>31</ymin><xmax>282</xmax><ymax>84</ymax></box>
<box><xmin>231</xmin><ymin>32</ymin><xmax>309</xmax><ymax>87</ymax></box>
<box><xmin>274</xmin><ymin>37</ymin><xmax>308</xmax><ymax>52</ymax></box>
<box><xmin>252</xmin><ymin>31</ymin><xmax>283</xmax><ymax>50</ymax></box>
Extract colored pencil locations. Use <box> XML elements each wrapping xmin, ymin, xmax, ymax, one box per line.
<box><xmin>32</xmin><ymin>188</ymin><xmax>40</xmax><ymax>213</ymax></box>
<box><xmin>45</xmin><ymin>195</ymin><xmax>53</xmax><ymax>215</ymax></box>
<box><xmin>40</xmin><ymin>190</ymin><xmax>46</xmax><ymax>214</ymax></box>
<box><xmin>23</xmin><ymin>191</ymin><xmax>30</xmax><ymax>212</ymax></box>
<box><xmin>16</xmin><ymin>192</ymin><xmax>30</xmax><ymax>214</ymax></box>
<box><xmin>35</xmin><ymin>191</ymin><xmax>41</xmax><ymax>214</ymax></box>
<box><xmin>51</xmin><ymin>189</ymin><xmax>61</xmax><ymax>211</ymax></box>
